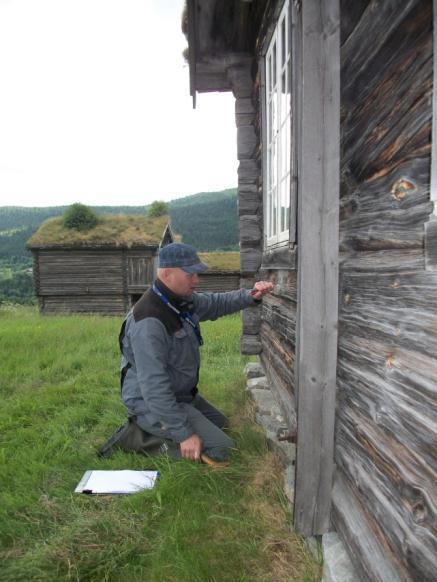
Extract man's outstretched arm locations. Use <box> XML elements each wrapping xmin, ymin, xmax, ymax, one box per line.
<box><xmin>192</xmin><ymin>281</ymin><xmax>273</xmax><ymax>322</ymax></box>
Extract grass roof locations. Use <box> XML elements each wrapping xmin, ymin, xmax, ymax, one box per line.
<box><xmin>27</xmin><ymin>214</ymin><xmax>171</xmax><ymax>248</ymax></box>
<box><xmin>198</xmin><ymin>251</ymin><xmax>240</xmax><ymax>272</ymax></box>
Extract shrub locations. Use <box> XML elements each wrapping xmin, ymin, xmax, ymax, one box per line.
<box><xmin>147</xmin><ymin>201</ymin><xmax>169</xmax><ymax>218</ymax></box>
<box><xmin>63</xmin><ymin>203</ymin><xmax>99</xmax><ymax>231</ymax></box>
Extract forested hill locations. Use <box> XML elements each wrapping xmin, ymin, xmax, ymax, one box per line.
<box><xmin>0</xmin><ymin>188</ymin><xmax>238</xmax><ymax>264</ymax></box>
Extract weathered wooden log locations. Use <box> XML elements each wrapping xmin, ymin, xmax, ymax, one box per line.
<box><xmin>334</xmin><ymin>405</ymin><xmax>437</xmax><ymax>580</ymax></box>
<box><xmin>238</xmin><ymin>190</ymin><xmax>261</xmax><ymax>216</ymax></box>
<box><xmin>242</xmin><ymin>305</ymin><xmax>261</xmax><ymax>335</ymax></box>
<box><xmin>237</xmin><ymin>159</ymin><xmax>259</xmax><ymax>184</ymax></box>
<box><xmin>331</xmin><ymin>472</ymin><xmax>404</xmax><ymax>582</ymax></box>
<box><xmin>240</xmin><ymin>333</ymin><xmax>262</xmax><ymax>355</ymax></box>
<box><xmin>239</xmin><ymin>215</ymin><xmax>261</xmax><ymax>244</ymax></box>
<box><xmin>240</xmin><ymin>248</ymin><xmax>262</xmax><ymax>274</ymax></box>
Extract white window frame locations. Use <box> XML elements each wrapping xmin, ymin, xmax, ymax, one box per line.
<box><xmin>264</xmin><ymin>0</ymin><xmax>292</xmax><ymax>249</ymax></box>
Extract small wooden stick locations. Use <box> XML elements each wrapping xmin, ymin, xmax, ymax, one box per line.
<box><xmin>200</xmin><ymin>453</ymin><xmax>229</xmax><ymax>468</ymax></box>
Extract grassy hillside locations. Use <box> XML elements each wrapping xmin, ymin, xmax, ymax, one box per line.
<box><xmin>0</xmin><ymin>307</ymin><xmax>321</xmax><ymax>581</ymax></box>
<box><xmin>0</xmin><ymin>187</ymin><xmax>238</xmax><ymax>264</ymax></box>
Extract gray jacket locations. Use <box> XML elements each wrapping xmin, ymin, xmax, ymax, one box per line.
<box><xmin>119</xmin><ymin>285</ymin><xmax>259</xmax><ymax>442</ymax></box>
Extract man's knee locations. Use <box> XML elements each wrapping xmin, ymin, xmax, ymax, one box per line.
<box><xmin>202</xmin><ymin>432</ymin><xmax>234</xmax><ymax>460</ymax></box>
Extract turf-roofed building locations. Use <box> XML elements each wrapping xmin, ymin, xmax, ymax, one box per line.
<box><xmin>27</xmin><ymin>214</ymin><xmax>174</xmax><ymax>315</ymax></box>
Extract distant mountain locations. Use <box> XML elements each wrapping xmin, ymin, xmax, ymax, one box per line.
<box><xmin>0</xmin><ymin>187</ymin><xmax>239</xmax><ymax>264</ymax></box>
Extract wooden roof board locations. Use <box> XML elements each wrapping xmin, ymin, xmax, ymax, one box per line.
<box><xmin>185</xmin><ymin>0</ymin><xmax>261</xmax><ymax>95</ymax></box>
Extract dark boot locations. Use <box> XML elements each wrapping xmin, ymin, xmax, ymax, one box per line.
<box><xmin>97</xmin><ymin>417</ymin><xmax>181</xmax><ymax>459</ymax></box>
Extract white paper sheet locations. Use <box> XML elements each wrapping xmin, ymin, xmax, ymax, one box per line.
<box><xmin>75</xmin><ymin>469</ymin><xmax>160</xmax><ymax>494</ymax></box>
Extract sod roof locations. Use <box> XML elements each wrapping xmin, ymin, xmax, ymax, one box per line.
<box><xmin>27</xmin><ymin>215</ymin><xmax>172</xmax><ymax>248</ymax></box>
<box><xmin>198</xmin><ymin>251</ymin><xmax>240</xmax><ymax>272</ymax></box>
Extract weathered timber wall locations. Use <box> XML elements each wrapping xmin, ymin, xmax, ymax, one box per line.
<box><xmin>35</xmin><ymin>249</ymin><xmax>148</xmax><ymax>315</ymax></box>
<box><xmin>197</xmin><ymin>272</ymin><xmax>241</xmax><ymax>293</ymax></box>
<box><xmin>41</xmin><ymin>295</ymin><xmax>126</xmax><ymax>315</ymax></box>
<box><xmin>333</xmin><ymin>1</ymin><xmax>437</xmax><ymax>580</ymax></box>
<box><xmin>260</xmin><ymin>269</ymin><xmax>297</xmax><ymax>430</ymax></box>
<box><xmin>126</xmin><ymin>250</ymin><xmax>155</xmax><ymax>292</ymax></box>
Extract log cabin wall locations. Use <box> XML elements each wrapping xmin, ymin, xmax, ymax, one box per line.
<box><xmin>332</xmin><ymin>1</ymin><xmax>437</xmax><ymax>580</ymax></box>
<box><xmin>35</xmin><ymin>249</ymin><xmax>127</xmax><ymax>315</ymax></box>
<box><xmin>197</xmin><ymin>272</ymin><xmax>241</xmax><ymax>293</ymax></box>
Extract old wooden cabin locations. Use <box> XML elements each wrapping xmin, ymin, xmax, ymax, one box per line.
<box><xmin>185</xmin><ymin>0</ymin><xmax>436</xmax><ymax>580</ymax></box>
<box><xmin>27</xmin><ymin>214</ymin><xmax>174</xmax><ymax>315</ymax></box>
<box><xmin>27</xmin><ymin>215</ymin><xmax>241</xmax><ymax>314</ymax></box>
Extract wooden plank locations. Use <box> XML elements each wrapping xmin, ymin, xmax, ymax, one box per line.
<box><xmin>293</xmin><ymin>0</ymin><xmax>340</xmax><ymax>536</ymax></box>
<box><xmin>239</xmin><ymin>215</ymin><xmax>262</xmax><ymax>245</ymax></box>
<box><xmin>41</xmin><ymin>295</ymin><xmax>126</xmax><ymax>315</ymax></box>
<box><xmin>341</xmin><ymin>1</ymin><xmax>432</xmax><ymax>182</ymax></box>
<box><xmin>334</xmin><ymin>406</ymin><xmax>437</xmax><ymax>580</ymax></box>
<box><xmin>331</xmin><ymin>472</ymin><xmax>403</xmax><ymax>582</ymax></box>
<box><xmin>240</xmin><ymin>333</ymin><xmax>262</xmax><ymax>354</ymax></box>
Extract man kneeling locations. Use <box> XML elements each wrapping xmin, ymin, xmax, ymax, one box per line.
<box><xmin>109</xmin><ymin>242</ymin><xmax>272</xmax><ymax>462</ymax></box>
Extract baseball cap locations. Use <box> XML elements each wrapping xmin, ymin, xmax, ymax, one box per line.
<box><xmin>158</xmin><ymin>242</ymin><xmax>208</xmax><ymax>274</ymax></box>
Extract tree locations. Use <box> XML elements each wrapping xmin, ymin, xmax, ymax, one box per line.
<box><xmin>147</xmin><ymin>201</ymin><xmax>169</xmax><ymax>218</ymax></box>
<box><xmin>62</xmin><ymin>203</ymin><xmax>99</xmax><ymax>231</ymax></box>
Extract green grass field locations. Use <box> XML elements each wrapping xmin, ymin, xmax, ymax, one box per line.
<box><xmin>0</xmin><ymin>306</ymin><xmax>321</xmax><ymax>581</ymax></box>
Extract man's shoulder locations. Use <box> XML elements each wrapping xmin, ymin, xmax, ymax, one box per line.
<box><xmin>132</xmin><ymin>288</ymin><xmax>181</xmax><ymax>334</ymax></box>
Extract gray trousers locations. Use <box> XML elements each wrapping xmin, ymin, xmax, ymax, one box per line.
<box><xmin>135</xmin><ymin>394</ymin><xmax>235</xmax><ymax>461</ymax></box>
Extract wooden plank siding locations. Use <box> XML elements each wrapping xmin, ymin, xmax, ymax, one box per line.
<box><xmin>41</xmin><ymin>295</ymin><xmax>126</xmax><ymax>315</ymax></box>
<box><xmin>332</xmin><ymin>0</ymin><xmax>437</xmax><ymax>579</ymax></box>
<box><xmin>259</xmin><ymin>270</ymin><xmax>298</xmax><ymax>431</ymax></box>
<box><xmin>37</xmin><ymin>250</ymin><xmax>124</xmax><ymax>295</ymax></box>
<box><xmin>197</xmin><ymin>272</ymin><xmax>240</xmax><ymax>293</ymax></box>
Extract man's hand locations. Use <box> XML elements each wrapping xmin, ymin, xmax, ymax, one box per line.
<box><xmin>180</xmin><ymin>434</ymin><xmax>202</xmax><ymax>461</ymax></box>
<box><xmin>250</xmin><ymin>281</ymin><xmax>274</xmax><ymax>300</ymax></box>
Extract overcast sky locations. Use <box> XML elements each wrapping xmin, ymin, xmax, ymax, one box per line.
<box><xmin>0</xmin><ymin>0</ymin><xmax>237</xmax><ymax>207</ymax></box>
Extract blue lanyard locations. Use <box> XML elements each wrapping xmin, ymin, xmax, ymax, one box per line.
<box><xmin>152</xmin><ymin>284</ymin><xmax>204</xmax><ymax>346</ymax></box>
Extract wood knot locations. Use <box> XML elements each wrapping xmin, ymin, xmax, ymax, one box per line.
<box><xmin>411</xmin><ymin>501</ymin><xmax>427</xmax><ymax>524</ymax></box>
<box><xmin>391</xmin><ymin>178</ymin><xmax>416</xmax><ymax>201</ymax></box>
<box><xmin>386</xmin><ymin>355</ymin><xmax>397</xmax><ymax>369</ymax></box>
<box><xmin>390</xmin><ymin>278</ymin><xmax>400</xmax><ymax>289</ymax></box>
<box><xmin>344</xmin><ymin>293</ymin><xmax>352</xmax><ymax>305</ymax></box>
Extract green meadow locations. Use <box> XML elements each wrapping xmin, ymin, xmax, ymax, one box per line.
<box><xmin>0</xmin><ymin>306</ymin><xmax>321</xmax><ymax>581</ymax></box>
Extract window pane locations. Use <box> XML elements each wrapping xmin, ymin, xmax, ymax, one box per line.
<box><xmin>271</xmin><ymin>92</ymin><xmax>277</xmax><ymax>137</ymax></box>
<box><xmin>281</xmin><ymin>71</ymin><xmax>287</xmax><ymax>124</ymax></box>
<box><xmin>285</xmin><ymin>173</ymin><xmax>290</xmax><ymax>231</ymax></box>
<box><xmin>272</xmin><ymin>139</ymin><xmax>277</xmax><ymax>188</ymax></box>
<box><xmin>286</xmin><ymin>116</ymin><xmax>291</xmax><ymax>175</ymax></box>
<box><xmin>280</xmin><ymin>121</ymin><xmax>288</xmax><ymax>179</ymax></box>
<box><xmin>272</xmin><ymin>185</ymin><xmax>277</xmax><ymax>236</ymax></box>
